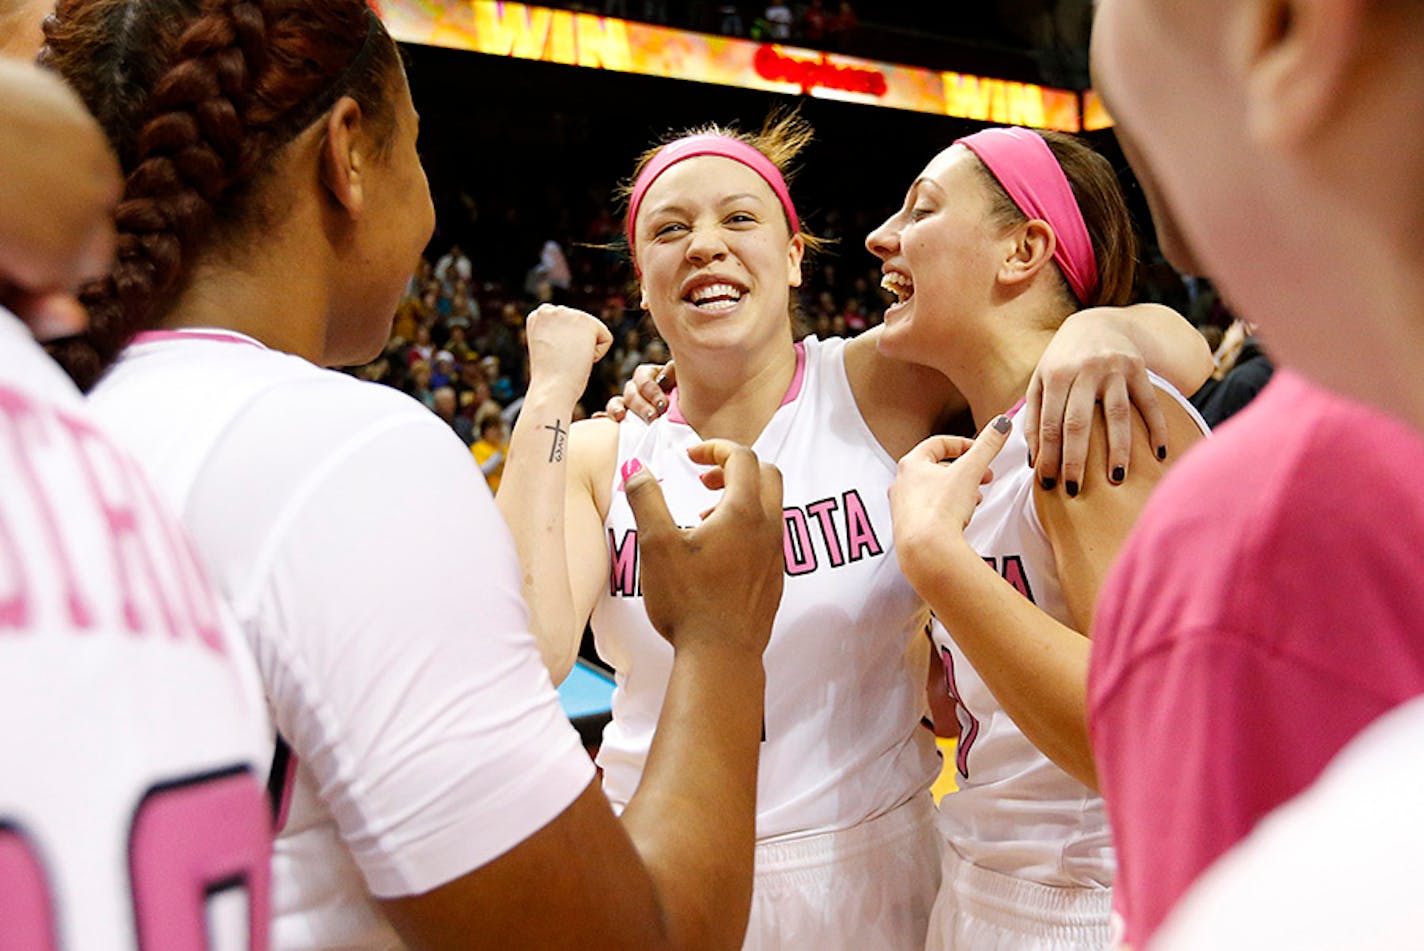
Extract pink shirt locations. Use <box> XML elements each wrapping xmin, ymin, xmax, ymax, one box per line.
<box><xmin>1089</xmin><ymin>370</ymin><xmax>1424</xmax><ymax>947</ymax></box>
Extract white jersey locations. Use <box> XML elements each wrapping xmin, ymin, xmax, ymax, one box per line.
<box><xmin>88</xmin><ymin>328</ymin><xmax>594</xmax><ymax>950</ymax></box>
<box><xmin>591</xmin><ymin>335</ymin><xmax>939</xmax><ymax>840</ymax></box>
<box><xmin>0</xmin><ymin>310</ymin><xmax>271</xmax><ymax>949</ymax></box>
<box><xmin>932</xmin><ymin>373</ymin><xmax>1207</xmax><ymax>887</ymax></box>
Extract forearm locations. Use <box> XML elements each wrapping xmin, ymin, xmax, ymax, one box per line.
<box><xmin>620</xmin><ymin>640</ymin><xmax>766</xmax><ymax>951</ymax></box>
<box><xmin>908</xmin><ymin>540</ymin><xmax>1097</xmax><ymax>789</ymax></box>
<box><xmin>1089</xmin><ymin>303</ymin><xmax>1213</xmax><ymax>396</ymax></box>
<box><xmin>495</xmin><ymin>383</ymin><xmax>583</xmax><ymax>683</ymax></box>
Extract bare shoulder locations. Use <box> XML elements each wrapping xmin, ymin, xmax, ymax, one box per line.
<box><xmin>843</xmin><ymin>330</ymin><xmax>967</xmax><ymax>459</ymax></box>
<box><xmin>569</xmin><ymin>416</ymin><xmax>621</xmax><ymax>520</ymax></box>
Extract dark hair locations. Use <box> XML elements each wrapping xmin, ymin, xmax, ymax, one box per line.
<box><xmin>40</xmin><ymin>0</ymin><xmax>402</xmax><ymax>389</ymax></box>
<box><xmin>973</xmin><ymin>130</ymin><xmax>1138</xmax><ymax>312</ymax></box>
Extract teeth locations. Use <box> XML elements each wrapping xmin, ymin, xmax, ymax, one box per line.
<box><xmin>880</xmin><ymin>273</ymin><xmax>914</xmax><ymax>303</ymax></box>
<box><xmin>689</xmin><ymin>282</ymin><xmax>743</xmax><ymax>304</ymax></box>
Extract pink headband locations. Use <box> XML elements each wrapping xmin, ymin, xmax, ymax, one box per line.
<box><xmin>956</xmin><ymin>127</ymin><xmax>1099</xmax><ymax>305</ymax></box>
<box><xmin>625</xmin><ymin>134</ymin><xmax>801</xmax><ymax>262</ymax></box>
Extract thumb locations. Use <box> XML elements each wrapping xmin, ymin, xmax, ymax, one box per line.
<box><xmin>622</xmin><ymin>458</ymin><xmax>676</xmax><ymax>545</ymax></box>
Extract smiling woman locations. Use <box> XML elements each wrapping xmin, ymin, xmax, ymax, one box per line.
<box><xmin>496</xmin><ymin>111</ymin><xmax>1214</xmax><ymax>950</ymax></box>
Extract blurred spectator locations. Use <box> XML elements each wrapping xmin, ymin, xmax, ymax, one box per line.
<box><xmin>446</xmin><ymin>286</ymin><xmax>480</xmax><ymax>331</ymax></box>
<box><xmin>470</xmin><ymin>405</ymin><xmax>510</xmax><ymax>492</ymax></box>
<box><xmin>525</xmin><ymin>238</ymin><xmax>573</xmax><ymax>305</ymax></box>
<box><xmin>445</xmin><ymin>323</ymin><xmax>477</xmax><ymax>363</ymax></box>
<box><xmin>434</xmin><ymin>244</ymin><xmax>472</xmax><ymax>291</ymax></box>
<box><xmin>1190</xmin><ymin>319</ymin><xmax>1275</xmax><ymax>427</ymax></box>
<box><xmin>407</xmin><ymin>360</ymin><xmax>435</xmax><ymax>410</ymax></box>
<box><xmin>826</xmin><ymin>1</ymin><xmax>857</xmax><ymax>49</ymax></box>
<box><xmin>765</xmin><ymin>2</ymin><xmax>792</xmax><ymax>40</ymax></box>
<box><xmin>481</xmin><ymin>354</ymin><xmax>516</xmax><ymax>405</ymax></box>
<box><xmin>718</xmin><ymin>3</ymin><xmax>744</xmax><ymax>35</ymax></box>
<box><xmin>407</xmin><ymin>324</ymin><xmax>435</xmax><ymax>367</ymax></box>
<box><xmin>800</xmin><ymin>0</ymin><xmax>827</xmax><ymax>43</ymax></box>
<box><xmin>430</xmin><ymin>351</ymin><xmax>458</xmax><ymax>390</ymax></box>
<box><xmin>614</xmin><ymin>327</ymin><xmax>646</xmax><ymax>382</ymax></box>
<box><xmin>433</xmin><ymin>386</ymin><xmax>474</xmax><ymax>445</ymax></box>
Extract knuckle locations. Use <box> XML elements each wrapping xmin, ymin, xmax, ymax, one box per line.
<box><xmin>1063</xmin><ymin>415</ymin><xmax>1091</xmax><ymax>437</ymax></box>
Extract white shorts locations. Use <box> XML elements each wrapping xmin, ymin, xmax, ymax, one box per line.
<box><xmin>741</xmin><ymin>793</ymin><xmax>941</xmax><ymax>951</ymax></box>
<box><xmin>925</xmin><ymin>844</ymin><xmax>1111</xmax><ymax>951</ymax></box>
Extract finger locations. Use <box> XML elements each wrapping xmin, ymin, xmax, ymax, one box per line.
<box><xmin>1125</xmin><ymin>365</ymin><xmax>1170</xmax><ymax>463</ymax></box>
<box><xmin>1033</xmin><ymin>369</ymin><xmax>1070</xmax><ymax>490</ymax></box>
<box><xmin>592</xmin><ymin>323</ymin><xmax>615</xmax><ymax>362</ymax></box>
<box><xmin>960</xmin><ymin>415</ymin><xmax>1013</xmax><ymax>480</ymax></box>
<box><xmin>758</xmin><ymin>461</ymin><xmax>785</xmax><ymax>526</ymax></box>
<box><xmin>622</xmin><ymin>458</ymin><xmax>676</xmax><ymax>545</ymax></box>
<box><xmin>1022</xmin><ymin>371</ymin><xmax>1043</xmax><ymax>469</ymax></box>
<box><xmin>657</xmin><ymin>359</ymin><xmax>677</xmax><ymax>393</ymax></box>
<box><xmin>691</xmin><ymin>441</ymin><xmax>762</xmax><ymax>525</ymax></box>
<box><xmin>1058</xmin><ymin>379</ymin><xmax>1098</xmax><ymax>498</ymax></box>
<box><xmin>1101</xmin><ymin>374</ymin><xmax>1133</xmax><ymax>484</ymax></box>
<box><xmin>620</xmin><ymin>379</ymin><xmax>658</xmax><ymax>423</ymax></box>
<box><xmin>699</xmin><ymin>466</ymin><xmax>726</xmax><ymax>491</ymax></box>
<box><xmin>902</xmin><ymin>434</ymin><xmax>977</xmax><ymax>467</ymax></box>
<box><xmin>604</xmin><ymin>396</ymin><xmax>628</xmax><ymax>421</ymax></box>
<box><xmin>636</xmin><ymin>367</ymin><xmax>668</xmax><ymax>414</ymax></box>
<box><xmin>686</xmin><ymin>437</ymin><xmax>746</xmax><ymax>469</ymax></box>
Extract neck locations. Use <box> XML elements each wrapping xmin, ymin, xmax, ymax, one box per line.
<box><xmin>670</xmin><ymin>331</ymin><xmax>799</xmax><ymax>445</ymax></box>
<box><xmin>156</xmin><ymin>189</ymin><xmax>333</xmax><ymax>365</ymax></box>
<box><xmin>931</xmin><ymin>289</ymin><xmax>1064</xmax><ymax>430</ymax></box>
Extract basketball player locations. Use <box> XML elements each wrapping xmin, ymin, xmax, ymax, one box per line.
<box><xmin>499</xmin><ymin>115</ymin><xmax>1210</xmax><ymax>949</ymax></box>
<box><xmin>39</xmin><ymin>1</ymin><xmax>786</xmax><ymax>948</ymax></box>
<box><xmin>868</xmin><ymin>127</ymin><xmax>1208</xmax><ymax>948</ymax></box>
<box><xmin>1083</xmin><ymin>0</ymin><xmax>1424</xmax><ymax>945</ymax></box>
<box><xmin>0</xmin><ymin>56</ymin><xmax>273</xmax><ymax>949</ymax></box>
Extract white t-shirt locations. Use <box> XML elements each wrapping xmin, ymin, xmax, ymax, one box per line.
<box><xmin>932</xmin><ymin>374</ymin><xmax>1207</xmax><ymax>888</ymax></box>
<box><xmin>89</xmin><ymin>328</ymin><xmax>594</xmax><ymax>950</ymax></box>
<box><xmin>1153</xmin><ymin>694</ymin><xmax>1424</xmax><ymax>951</ymax></box>
<box><xmin>591</xmin><ymin>336</ymin><xmax>939</xmax><ymax>841</ymax></box>
<box><xmin>0</xmin><ymin>310</ymin><xmax>271</xmax><ymax>949</ymax></box>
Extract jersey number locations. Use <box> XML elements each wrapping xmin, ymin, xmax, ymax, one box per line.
<box><xmin>0</xmin><ymin>766</ymin><xmax>270</xmax><ymax>950</ymax></box>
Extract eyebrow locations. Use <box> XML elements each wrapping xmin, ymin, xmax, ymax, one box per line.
<box><xmin>643</xmin><ymin>192</ymin><xmax>769</xmax><ymax>220</ymax></box>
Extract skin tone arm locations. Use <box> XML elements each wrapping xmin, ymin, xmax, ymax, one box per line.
<box><xmin>495</xmin><ymin>304</ymin><xmax>616</xmax><ymax>682</ymax></box>
<box><xmin>890</xmin><ymin>395</ymin><xmax>1204</xmax><ymax>789</ymax></box>
<box><xmin>610</xmin><ymin>303</ymin><xmax>1212</xmax><ymax>480</ymax></box>
<box><xmin>0</xmin><ymin>57</ymin><xmax>120</xmax><ymax>338</ymax></box>
<box><xmin>386</xmin><ymin>439</ymin><xmax>786</xmax><ymax>950</ymax></box>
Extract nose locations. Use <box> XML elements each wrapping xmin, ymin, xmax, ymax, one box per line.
<box><xmin>865</xmin><ymin>216</ymin><xmax>899</xmax><ymax>259</ymax></box>
<box><xmin>685</xmin><ymin>224</ymin><xmax>729</xmax><ymax>265</ymax></box>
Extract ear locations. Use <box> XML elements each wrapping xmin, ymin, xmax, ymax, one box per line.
<box><xmin>997</xmin><ymin>219</ymin><xmax>1057</xmax><ymax>289</ymax></box>
<box><xmin>786</xmin><ymin>233</ymin><xmax>806</xmax><ymax>289</ymax></box>
<box><xmin>319</xmin><ymin>96</ymin><xmax>368</xmax><ymax>220</ymax></box>
<box><xmin>1240</xmin><ymin>0</ymin><xmax>1364</xmax><ymax>149</ymax></box>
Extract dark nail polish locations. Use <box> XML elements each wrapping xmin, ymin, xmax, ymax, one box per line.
<box><xmin>1156</xmin><ymin>445</ymin><xmax>1168</xmax><ymax>461</ymax></box>
<box><xmin>1066</xmin><ymin>480</ymin><xmax>1079</xmax><ymax>498</ymax></box>
<box><xmin>1111</xmin><ymin>466</ymin><xmax>1125</xmax><ymax>484</ymax></box>
<box><xmin>992</xmin><ymin>415</ymin><xmax>1012</xmax><ymax>434</ymax></box>
<box><xmin>1027</xmin><ymin>450</ymin><xmax>1034</xmax><ymax>469</ymax></box>
<box><xmin>1041</xmin><ymin>477</ymin><xmax>1056</xmax><ymax>491</ymax></box>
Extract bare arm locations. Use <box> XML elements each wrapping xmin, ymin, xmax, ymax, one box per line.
<box><xmin>495</xmin><ymin>305</ymin><xmax>613</xmax><ymax>682</ymax></box>
<box><xmin>386</xmin><ymin>441</ymin><xmax>785</xmax><ymax>950</ymax></box>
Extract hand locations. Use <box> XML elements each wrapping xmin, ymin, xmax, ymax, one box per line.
<box><xmin>524</xmin><ymin>304</ymin><xmax>613</xmax><ymax>398</ymax></box>
<box><xmin>889</xmin><ymin>417</ymin><xmax>1011</xmax><ymax>589</ymax></box>
<box><xmin>605</xmin><ymin>361</ymin><xmax>675</xmax><ymax>422</ymax></box>
<box><xmin>0</xmin><ymin>59</ymin><xmax>120</xmax><ymax>337</ymax></box>
<box><xmin>1022</xmin><ymin>308</ymin><xmax>1169</xmax><ymax>491</ymax></box>
<box><xmin>622</xmin><ymin>439</ymin><xmax>784</xmax><ymax>657</ymax></box>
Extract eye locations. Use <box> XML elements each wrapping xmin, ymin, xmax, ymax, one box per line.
<box><xmin>653</xmin><ymin>221</ymin><xmax>687</xmax><ymax>238</ymax></box>
<box><xmin>725</xmin><ymin>211</ymin><xmax>758</xmax><ymax>226</ymax></box>
<box><xmin>910</xmin><ymin>206</ymin><xmax>934</xmax><ymax>222</ymax></box>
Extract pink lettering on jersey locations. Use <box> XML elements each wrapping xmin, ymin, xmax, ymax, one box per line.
<box><xmin>130</xmin><ymin>768</ymin><xmax>271</xmax><ymax>951</ymax></box>
<box><xmin>0</xmin><ymin>385</ymin><xmax>94</xmax><ymax>631</ymax></box>
<box><xmin>984</xmin><ymin>555</ymin><xmax>1036</xmax><ymax>603</ymax></box>
<box><xmin>135</xmin><ymin>473</ymin><xmax>225</xmax><ymax>653</ymax></box>
<box><xmin>56</xmin><ymin>412</ymin><xmax>180</xmax><ymax>637</ymax></box>
<box><xmin>0</xmin><ymin>824</ymin><xmax>59</xmax><ymax>951</ymax></box>
<box><xmin>805</xmin><ymin>497</ymin><xmax>846</xmax><ymax>568</ymax></box>
<box><xmin>782</xmin><ymin>508</ymin><xmax>817</xmax><ymax>576</ymax></box>
<box><xmin>609</xmin><ymin>528</ymin><xmax>640</xmax><ymax>597</ymax></box>
<box><xmin>0</xmin><ymin>508</ymin><xmax>27</xmax><ymax>629</ymax></box>
<box><xmin>842</xmin><ymin>490</ymin><xmax>883</xmax><ymax>562</ymax></box>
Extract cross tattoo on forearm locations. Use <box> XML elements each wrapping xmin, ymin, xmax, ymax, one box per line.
<box><xmin>545</xmin><ymin>419</ymin><xmax>568</xmax><ymax>463</ymax></box>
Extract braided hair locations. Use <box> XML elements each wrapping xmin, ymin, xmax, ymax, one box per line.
<box><xmin>39</xmin><ymin>0</ymin><xmax>400</xmax><ymax>389</ymax></box>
